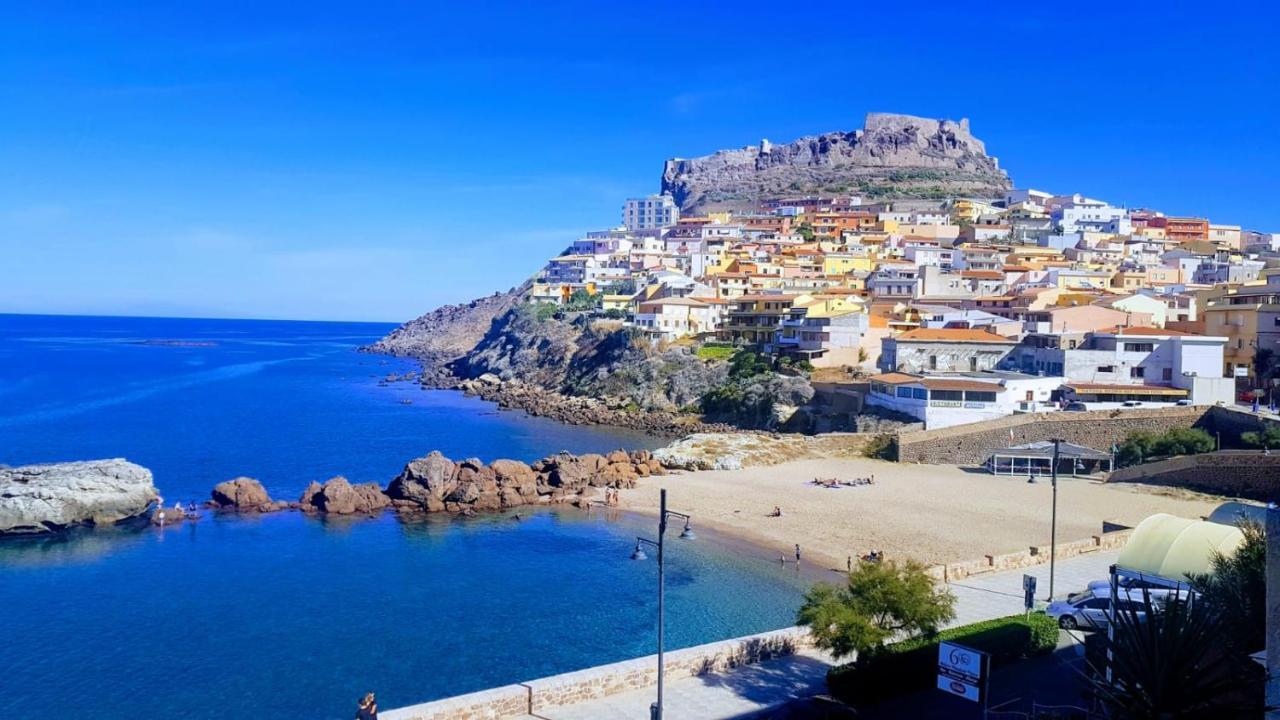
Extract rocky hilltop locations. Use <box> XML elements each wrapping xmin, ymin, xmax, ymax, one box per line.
<box><xmin>0</xmin><ymin>459</ymin><xmax>157</xmax><ymax>534</ymax></box>
<box><xmin>661</xmin><ymin>112</ymin><xmax>1011</xmax><ymax>213</ymax></box>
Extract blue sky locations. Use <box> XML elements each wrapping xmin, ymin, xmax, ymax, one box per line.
<box><xmin>2</xmin><ymin>2</ymin><xmax>1277</xmax><ymax>322</ymax></box>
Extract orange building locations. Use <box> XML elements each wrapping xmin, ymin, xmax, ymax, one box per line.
<box><xmin>1162</xmin><ymin>216</ymin><xmax>1209</xmax><ymax>244</ymax></box>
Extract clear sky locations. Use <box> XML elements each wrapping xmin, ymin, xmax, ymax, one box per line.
<box><xmin>2</xmin><ymin>2</ymin><xmax>1277</xmax><ymax>322</ymax></box>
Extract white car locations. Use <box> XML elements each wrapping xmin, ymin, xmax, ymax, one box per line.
<box><xmin>1046</xmin><ymin>587</ymin><xmax>1176</xmax><ymax>631</ymax></box>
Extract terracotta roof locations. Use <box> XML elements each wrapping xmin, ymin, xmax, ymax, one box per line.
<box><xmin>638</xmin><ymin>297</ymin><xmax>709</xmax><ymax>308</ymax></box>
<box><xmin>894</xmin><ymin>328</ymin><xmax>1017</xmax><ymax>343</ymax></box>
<box><xmin>920</xmin><ymin>378</ymin><xmax>1007</xmax><ymax>393</ymax></box>
<box><xmin>867</xmin><ymin>372</ymin><xmax>920</xmax><ymax>384</ymax></box>
<box><xmin>735</xmin><ymin>293</ymin><xmax>799</xmax><ymax>302</ymax></box>
<box><xmin>961</xmin><ymin>270</ymin><xmax>1005</xmax><ymax>279</ymax></box>
<box><xmin>1094</xmin><ymin>326</ymin><xmax>1199</xmax><ymax>337</ymax></box>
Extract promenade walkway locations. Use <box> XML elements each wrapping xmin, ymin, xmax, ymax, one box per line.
<box><xmin>514</xmin><ymin>550</ymin><xmax>1120</xmax><ymax>720</ymax></box>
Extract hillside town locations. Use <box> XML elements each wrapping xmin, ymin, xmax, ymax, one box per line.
<box><xmin>530</xmin><ymin>184</ymin><xmax>1280</xmax><ymax>429</ymax></box>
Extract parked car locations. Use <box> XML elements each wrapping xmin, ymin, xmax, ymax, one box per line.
<box><xmin>1121</xmin><ymin>400</ymin><xmax>1143</xmax><ymax>407</ymax></box>
<box><xmin>1063</xmin><ymin>402</ymin><xmax>1088</xmax><ymax>412</ymax></box>
<box><xmin>1175</xmin><ymin>399</ymin><xmax>1192</xmax><ymax>406</ymax></box>
<box><xmin>1046</xmin><ymin>587</ymin><xmax>1177</xmax><ymax>630</ymax></box>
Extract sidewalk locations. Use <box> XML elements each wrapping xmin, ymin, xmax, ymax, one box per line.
<box><xmin>515</xmin><ymin>550</ymin><xmax>1120</xmax><ymax>720</ymax></box>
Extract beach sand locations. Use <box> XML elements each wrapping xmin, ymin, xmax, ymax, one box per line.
<box><xmin>623</xmin><ymin>457</ymin><xmax>1224</xmax><ymax>569</ymax></box>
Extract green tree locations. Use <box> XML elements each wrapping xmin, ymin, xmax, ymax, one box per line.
<box><xmin>795</xmin><ymin>223</ymin><xmax>815</xmax><ymax>242</ymax></box>
<box><xmin>1189</xmin><ymin>520</ymin><xmax>1267</xmax><ymax>656</ymax></box>
<box><xmin>1085</xmin><ymin>588</ymin><xmax>1262</xmax><ymax>717</ymax></box>
<box><xmin>797</xmin><ymin>560</ymin><xmax>956</xmax><ymax>660</ymax></box>
<box><xmin>727</xmin><ymin>349</ymin><xmax>772</xmax><ymax>379</ymax></box>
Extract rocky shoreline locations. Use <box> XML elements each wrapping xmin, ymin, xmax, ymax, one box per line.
<box><xmin>204</xmin><ymin>448</ymin><xmax>668</xmax><ymax>518</ymax></box>
<box><xmin>451</xmin><ymin>374</ymin><xmax>735</xmax><ymax>436</ymax></box>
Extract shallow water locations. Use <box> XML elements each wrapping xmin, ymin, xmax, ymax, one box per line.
<box><xmin>0</xmin><ymin>315</ymin><xmax>809</xmax><ymax>719</ymax></box>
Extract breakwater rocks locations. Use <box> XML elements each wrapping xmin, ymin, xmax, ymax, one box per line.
<box><xmin>0</xmin><ymin>459</ymin><xmax>158</xmax><ymax>535</ymax></box>
<box><xmin>455</xmin><ymin>375</ymin><xmax>733</xmax><ymax>436</ymax></box>
<box><xmin>205</xmin><ymin>450</ymin><xmax>668</xmax><ymax>518</ymax></box>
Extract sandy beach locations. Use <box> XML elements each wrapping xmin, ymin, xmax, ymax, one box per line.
<box><xmin>622</xmin><ymin>457</ymin><xmax>1224</xmax><ymax>569</ymax></box>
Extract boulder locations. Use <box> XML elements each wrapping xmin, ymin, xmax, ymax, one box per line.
<box><xmin>490</xmin><ymin>459</ymin><xmax>537</xmax><ymax>492</ymax></box>
<box><xmin>606</xmin><ymin>450</ymin><xmax>631</xmax><ymax>464</ymax></box>
<box><xmin>210</xmin><ymin>477</ymin><xmax>274</xmax><ymax>511</ymax></box>
<box><xmin>0</xmin><ymin>459</ymin><xmax>158</xmax><ymax>535</ymax></box>
<box><xmin>386</xmin><ymin>451</ymin><xmax>458</xmax><ymax>506</ymax></box>
<box><xmin>298</xmin><ymin>481</ymin><xmax>324</xmax><ymax>510</ymax></box>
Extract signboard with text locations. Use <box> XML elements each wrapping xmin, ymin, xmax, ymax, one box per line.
<box><xmin>937</xmin><ymin>641</ymin><xmax>987</xmax><ymax>704</ymax></box>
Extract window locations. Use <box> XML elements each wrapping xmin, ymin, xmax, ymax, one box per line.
<box><xmin>1130</xmin><ymin>367</ymin><xmax>1145</xmax><ymax>379</ymax></box>
<box><xmin>1124</xmin><ymin>342</ymin><xmax>1155</xmax><ymax>353</ymax></box>
<box><xmin>965</xmin><ymin>391</ymin><xmax>997</xmax><ymax>403</ymax></box>
<box><xmin>929</xmin><ymin>355</ymin><xmax>937</xmax><ymax>370</ymax></box>
<box><xmin>911</xmin><ymin>387</ymin><xmax>927</xmax><ymax>399</ymax></box>
<box><xmin>931</xmin><ymin>390</ymin><xmax>963</xmax><ymax>402</ymax></box>
<box><xmin>896</xmin><ymin>387</ymin><xmax>913</xmax><ymax>398</ymax></box>
<box><xmin>969</xmin><ymin>356</ymin><xmax>978</xmax><ymax>371</ymax></box>
<box><xmin>1098</xmin><ymin>365</ymin><xmax>1115</xmax><ymax>373</ymax></box>
<box><xmin>1162</xmin><ymin>368</ymin><xmax>1172</xmax><ymax>381</ymax></box>
<box><xmin>1068</xmin><ymin>339</ymin><xmax>1077</xmax><ymax>349</ymax></box>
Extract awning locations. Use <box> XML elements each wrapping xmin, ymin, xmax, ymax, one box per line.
<box><xmin>1064</xmin><ymin>383</ymin><xmax>1188</xmax><ymax>397</ymax></box>
<box><xmin>1116</xmin><ymin>513</ymin><xmax>1244</xmax><ymax>582</ymax></box>
<box><xmin>988</xmin><ymin>441</ymin><xmax>1110</xmax><ymax>461</ymax></box>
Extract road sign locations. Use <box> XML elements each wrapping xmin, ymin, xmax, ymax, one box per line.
<box><xmin>938</xmin><ymin>641</ymin><xmax>988</xmax><ymax>705</ymax></box>
<box><xmin>1023</xmin><ymin>574</ymin><xmax>1037</xmax><ymax>610</ymax></box>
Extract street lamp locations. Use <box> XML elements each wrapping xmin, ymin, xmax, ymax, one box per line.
<box><xmin>1049</xmin><ymin>438</ymin><xmax>1061</xmax><ymax>601</ymax></box>
<box><xmin>629</xmin><ymin>488</ymin><xmax>694</xmax><ymax>720</ymax></box>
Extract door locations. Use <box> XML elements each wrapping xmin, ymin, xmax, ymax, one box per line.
<box><xmin>1079</xmin><ymin>597</ymin><xmax>1111</xmax><ymax>629</ymax></box>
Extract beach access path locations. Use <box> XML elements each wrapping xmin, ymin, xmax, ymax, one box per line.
<box><xmin>514</xmin><ymin>550</ymin><xmax>1119</xmax><ymax>720</ymax></box>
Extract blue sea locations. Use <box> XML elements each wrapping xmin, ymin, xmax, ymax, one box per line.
<box><xmin>0</xmin><ymin>315</ymin><xmax>810</xmax><ymax>719</ymax></box>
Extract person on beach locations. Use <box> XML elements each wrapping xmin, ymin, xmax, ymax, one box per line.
<box><xmin>768</xmin><ymin>506</ymin><xmax>782</xmax><ymax>517</ymax></box>
<box><xmin>794</xmin><ymin>544</ymin><xmax>801</xmax><ymax>563</ymax></box>
<box><xmin>355</xmin><ymin>692</ymin><xmax>378</xmax><ymax>720</ymax></box>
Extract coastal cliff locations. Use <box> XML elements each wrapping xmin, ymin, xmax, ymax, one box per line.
<box><xmin>661</xmin><ymin>112</ymin><xmax>1011</xmax><ymax>213</ymax></box>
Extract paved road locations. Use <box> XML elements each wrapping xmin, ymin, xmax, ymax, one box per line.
<box><xmin>516</xmin><ymin>551</ymin><xmax>1120</xmax><ymax>720</ymax></box>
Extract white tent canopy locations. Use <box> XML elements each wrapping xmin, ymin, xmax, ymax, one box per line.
<box><xmin>1116</xmin><ymin>513</ymin><xmax>1245</xmax><ymax>583</ymax></box>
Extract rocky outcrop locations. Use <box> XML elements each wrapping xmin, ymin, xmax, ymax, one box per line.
<box><xmin>386</xmin><ymin>449</ymin><xmax>664</xmax><ymax>515</ymax></box>
<box><xmin>653</xmin><ymin>432</ymin><xmax>873</xmax><ymax>471</ymax></box>
<box><xmin>456</xmin><ymin>377</ymin><xmax>731</xmax><ymax>436</ymax></box>
<box><xmin>362</xmin><ymin>288</ymin><xmax>525</xmax><ymax>380</ymax></box>
<box><xmin>209</xmin><ymin>477</ymin><xmax>279</xmax><ymax>512</ymax></box>
<box><xmin>0</xmin><ymin>459</ymin><xmax>157</xmax><ymax>534</ymax></box>
<box><xmin>661</xmin><ymin>112</ymin><xmax>1011</xmax><ymax>213</ymax></box>
<box><xmin>298</xmin><ymin>476</ymin><xmax>391</xmax><ymax>514</ymax></box>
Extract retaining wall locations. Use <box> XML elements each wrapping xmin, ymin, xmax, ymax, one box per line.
<box><xmin>1106</xmin><ymin>450</ymin><xmax>1280</xmax><ymax>503</ymax></box>
<box><xmin>927</xmin><ymin>527</ymin><xmax>1134</xmax><ymax>583</ymax></box>
<box><xmin>381</xmin><ymin>626</ymin><xmax>811</xmax><ymax>720</ymax></box>
<box><xmin>896</xmin><ymin>406</ymin><xmax>1210</xmax><ymax>466</ymax></box>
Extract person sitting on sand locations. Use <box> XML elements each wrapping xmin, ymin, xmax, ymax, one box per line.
<box><xmin>355</xmin><ymin>692</ymin><xmax>378</xmax><ymax>720</ymax></box>
<box><xmin>768</xmin><ymin>506</ymin><xmax>782</xmax><ymax>517</ymax></box>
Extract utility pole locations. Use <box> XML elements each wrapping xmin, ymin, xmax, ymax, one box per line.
<box><xmin>1266</xmin><ymin>504</ymin><xmax>1279</xmax><ymax>718</ymax></box>
<box><xmin>1049</xmin><ymin>438</ymin><xmax>1061</xmax><ymax>602</ymax></box>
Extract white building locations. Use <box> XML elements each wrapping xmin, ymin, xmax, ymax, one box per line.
<box><xmin>866</xmin><ymin>371</ymin><xmax>1062</xmax><ymax>429</ymax></box>
<box><xmin>1030</xmin><ymin>327</ymin><xmax>1233</xmax><ymax>407</ymax></box>
<box><xmin>623</xmin><ymin>195</ymin><xmax>679</xmax><ymax>231</ymax></box>
<box><xmin>631</xmin><ymin>297</ymin><xmax>724</xmax><ymax>340</ymax></box>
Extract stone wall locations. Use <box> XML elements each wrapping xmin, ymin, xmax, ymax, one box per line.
<box><xmin>381</xmin><ymin>627</ymin><xmax>811</xmax><ymax>720</ymax></box>
<box><xmin>895</xmin><ymin>406</ymin><xmax>1212</xmax><ymax>466</ymax></box>
<box><xmin>928</xmin><ymin>528</ymin><xmax>1133</xmax><ymax>582</ymax></box>
<box><xmin>1106</xmin><ymin>450</ymin><xmax>1280</xmax><ymax>503</ymax></box>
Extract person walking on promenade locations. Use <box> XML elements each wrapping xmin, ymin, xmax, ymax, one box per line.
<box><xmin>355</xmin><ymin>692</ymin><xmax>378</xmax><ymax>720</ymax></box>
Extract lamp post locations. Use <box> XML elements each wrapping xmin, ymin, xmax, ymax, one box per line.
<box><xmin>1049</xmin><ymin>438</ymin><xmax>1061</xmax><ymax>602</ymax></box>
<box><xmin>630</xmin><ymin>488</ymin><xmax>694</xmax><ymax>720</ymax></box>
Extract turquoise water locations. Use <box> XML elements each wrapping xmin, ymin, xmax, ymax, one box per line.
<box><xmin>0</xmin><ymin>315</ymin><xmax>808</xmax><ymax>719</ymax></box>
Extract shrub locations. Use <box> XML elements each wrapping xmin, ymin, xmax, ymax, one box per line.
<box><xmin>1115</xmin><ymin>427</ymin><xmax>1214</xmax><ymax>467</ymax></box>
<box><xmin>601</xmin><ymin>308</ymin><xmax>627</xmax><ymax>320</ymax></box>
<box><xmin>1241</xmin><ymin>426</ymin><xmax>1280</xmax><ymax>449</ymax></box>
<box><xmin>826</xmin><ymin>614</ymin><xmax>1059</xmax><ymax>705</ymax></box>
<box><xmin>695</xmin><ymin>345</ymin><xmax>736</xmax><ymax>361</ymax></box>
<box><xmin>862</xmin><ymin>433</ymin><xmax>897</xmax><ymax>460</ymax></box>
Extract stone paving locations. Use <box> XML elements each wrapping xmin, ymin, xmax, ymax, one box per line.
<box><xmin>517</xmin><ymin>551</ymin><xmax>1120</xmax><ymax>720</ymax></box>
